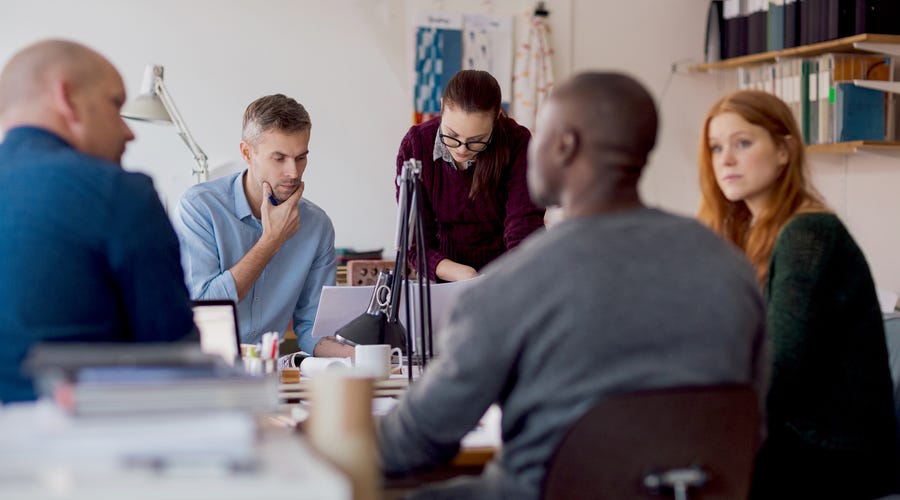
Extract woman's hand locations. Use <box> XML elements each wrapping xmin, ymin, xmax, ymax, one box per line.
<box><xmin>436</xmin><ymin>259</ymin><xmax>478</xmax><ymax>282</ymax></box>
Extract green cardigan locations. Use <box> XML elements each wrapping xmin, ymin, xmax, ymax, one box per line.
<box><xmin>765</xmin><ymin>212</ymin><xmax>897</xmax><ymax>453</ymax></box>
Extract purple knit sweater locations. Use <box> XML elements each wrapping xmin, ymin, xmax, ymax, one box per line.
<box><xmin>395</xmin><ymin>116</ymin><xmax>545</xmax><ymax>280</ymax></box>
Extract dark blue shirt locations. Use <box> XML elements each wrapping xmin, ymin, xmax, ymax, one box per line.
<box><xmin>0</xmin><ymin>127</ymin><xmax>195</xmax><ymax>402</ymax></box>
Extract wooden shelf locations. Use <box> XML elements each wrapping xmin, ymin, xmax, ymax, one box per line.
<box><xmin>807</xmin><ymin>141</ymin><xmax>900</xmax><ymax>155</ymax></box>
<box><xmin>690</xmin><ymin>34</ymin><xmax>900</xmax><ymax>72</ymax></box>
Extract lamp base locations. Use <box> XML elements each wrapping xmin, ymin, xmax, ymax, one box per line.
<box><xmin>334</xmin><ymin>313</ymin><xmax>407</xmax><ymax>354</ymax></box>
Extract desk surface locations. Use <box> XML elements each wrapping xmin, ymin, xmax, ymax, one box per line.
<box><xmin>276</xmin><ymin>378</ymin><xmax>500</xmax><ymax>470</ymax></box>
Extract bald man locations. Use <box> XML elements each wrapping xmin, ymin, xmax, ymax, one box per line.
<box><xmin>377</xmin><ymin>73</ymin><xmax>767</xmax><ymax>499</ymax></box>
<box><xmin>0</xmin><ymin>40</ymin><xmax>195</xmax><ymax>402</ymax></box>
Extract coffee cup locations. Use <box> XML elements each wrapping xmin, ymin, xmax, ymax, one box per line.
<box><xmin>354</xmin><ymin>344</ymin><xmax>402</xmax><ymax>380</ymax></box>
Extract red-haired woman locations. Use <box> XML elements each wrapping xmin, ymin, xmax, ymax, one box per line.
<box><xmin>698</xmin><ymin>89</ymin><xmax>898</xmax><ymax>498</ymax></box>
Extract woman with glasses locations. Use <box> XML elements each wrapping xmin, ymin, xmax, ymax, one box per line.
<box><xmin>395</xmin><ymin>69</ymin><xmax>545</xmax><ymax>282</ymax></box>
<box><xmin>697</xmin><ymin>89</ymin><xmax>898</xmax><ymax>499</ymax></box>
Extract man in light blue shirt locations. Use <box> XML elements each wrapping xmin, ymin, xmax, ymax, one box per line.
<box><xmin>174</xmin><ymin>94</ymin><xmax>351</xmax><ymax>357</ymax></box>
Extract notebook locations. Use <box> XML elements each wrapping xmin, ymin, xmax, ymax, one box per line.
<box><xmin>192</xmin><ymin>300</ymin><xmax>241</xmax><ymax>366</ymax></box>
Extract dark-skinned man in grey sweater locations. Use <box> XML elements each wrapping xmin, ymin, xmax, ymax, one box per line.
<box><xmin>376</xmin><ymin>72</ymin><xmax>767</xmax><ymax>500</ymax></box>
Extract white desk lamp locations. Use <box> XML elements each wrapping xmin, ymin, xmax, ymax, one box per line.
<box><xmin>121</xmin><ymin>64</ymin><xmax>209</xmax><ymax>184</ymax></box>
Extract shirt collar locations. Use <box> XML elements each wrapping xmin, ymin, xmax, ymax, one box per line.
<box><xmin>232</xmin><ymin>170</ymin><xmax>255</xmax><ymax>221</ymax></box>
<box><xmin>432</xmin><ymin>130</ymin><xmax>475</xmax><ymax>170</ymax></box>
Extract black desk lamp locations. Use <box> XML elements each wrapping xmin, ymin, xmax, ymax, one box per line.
<box><xmin>334</xmin><ymin>160</ymin><xmax>434</xmax><ymax>379</ymax></box>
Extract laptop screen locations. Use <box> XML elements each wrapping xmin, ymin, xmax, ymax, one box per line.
<box><xmin>192</xmin><ymin>300</ymin><xmax>241</xmax><ymax>366</ymax></box>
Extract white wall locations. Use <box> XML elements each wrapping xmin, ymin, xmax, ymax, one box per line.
<box><xmin>568</xmin><ymin>0</ymin><xmax>726</xmax><ymax>215</ymax></box>
<box><xmin>1</xmin><ymin>0</ymin><xmax>898</xmax><ymax>292</ymax></box>
<box><xmin>810</xmin><ymin>152</ymin><xmax>900</xmax><ymax>293</ymax></box>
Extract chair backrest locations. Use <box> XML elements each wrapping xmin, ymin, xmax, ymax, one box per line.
<box><xmin>542</xmin><ymin>384</ymin><xmax>760</xmax><ymax>500</ymax></box>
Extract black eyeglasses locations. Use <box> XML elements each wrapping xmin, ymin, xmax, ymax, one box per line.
<box><xmin>439</xmin><ymin>131</ymin><xmax>493</xmax><ymax>152</ymax></box>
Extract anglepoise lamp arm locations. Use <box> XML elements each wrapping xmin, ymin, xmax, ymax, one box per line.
<box><xmin>151</xmin><ymin>72</ymin><xmax>208</xmax><ymax>184</ymax></box>
<box><xmin>122</xmin><ymin>65</ymin><xmax>208</xmax><ymax>184</ymax></box>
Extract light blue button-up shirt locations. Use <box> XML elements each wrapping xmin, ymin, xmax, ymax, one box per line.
<box><xmin>173</xmin><ymin>171</ymin><xmax>336</xmax><ymax>354</ymax></box>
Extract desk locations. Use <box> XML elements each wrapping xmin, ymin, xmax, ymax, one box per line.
<box><xmin>275</xmin><ymin>378</ymin><xmax>499</xmax><ymax>474</ymax></box>
<box><xmin>0</xmin><ymin>402</ymin><xmax>350</xmax><ymax>500</ymax></box>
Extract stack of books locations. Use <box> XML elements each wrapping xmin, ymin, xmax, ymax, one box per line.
<box><xmin>14</xmin><ymin>343</ymin><xmax>279</xmax><ymax>474</ymax></box>
<box><xmin>58</xmin><ymin>364</ymin><xmax>278</xmax><ymax>416</ymax></box>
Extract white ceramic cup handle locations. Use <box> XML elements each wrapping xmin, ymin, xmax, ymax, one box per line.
<box><xmin>390</xmin><ymin>347</ymin><xmax>403</xmax><ymax>370</ymax></box>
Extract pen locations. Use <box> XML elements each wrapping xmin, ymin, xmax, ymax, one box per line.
<box><xmin>269</xmin><ymin>194</ymin><xmax>279</xmax><ymax>206</ymax></box>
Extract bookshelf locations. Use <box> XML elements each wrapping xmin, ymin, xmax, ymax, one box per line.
<box><xmin>689</xmin><ymin>33</ymin><xmax>900</xmax><ymax>72</ymax></box>
<box><xmin>806</xmin><ymin>141</ymin><xmax>900</xmax><ymax>155</ymax></box>
<box><xmin>692</xmin><ymin>34</ymin><xmax>900</xmax><ymax>155</ymax></box>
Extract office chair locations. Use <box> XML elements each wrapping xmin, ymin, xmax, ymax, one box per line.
<box><xmin>542</xmin><ymin>384</ymin><xmax>760</xmax><ymax>500</ymax></box>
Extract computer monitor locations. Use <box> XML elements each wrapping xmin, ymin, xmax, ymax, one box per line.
<box><xmin>191</xmin><ymin>300</ymin><xmax>241</xmax><ymax>366</ymax></box>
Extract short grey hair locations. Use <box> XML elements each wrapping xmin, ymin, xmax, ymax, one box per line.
<box><xmin>241</xmin><ymin>93</ymin><xmax>311</xmax><ymax>145</ymax></box>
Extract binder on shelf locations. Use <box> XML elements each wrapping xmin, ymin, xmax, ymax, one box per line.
<box><xmin>747</xmin><ymin>0</ymin><xmax>768</xmax><ymax>55</ymax></box>
<box><xmin>787</xmin><ymin>59</ymin><xmax>803</xmax><ymax>138</ymax></box>
<box><xmin>835</xmin><ymin>82</ymin><xmax>885</xmax><ymax>142</ymax></box>
<box><xmin>854</xmin><ymin>1</ymin><xmax>900</xmax><ymax>36</ymax></box>
<box><xmin>888</xmin><ymin>58</ymin><xmax>900</xmax><ymax>142</ymax></box>
<box><xmin>767</xmin><ymin>0</ymin><xmax>785</xmax><ymax>52</ymax></box>
<box><xmin>723</xmin><ymin>0</ymin><xmax>745</xmax><ymax>59</ymax></box>
<box><xmin>784</xmin><ymin>0</ymin><xmax>800</xmax><ymax>48</ymax></box>
<box><xmin>705</xmin><ymin>0</ymin><xmax>725</xmax><ymax>63</ymax></box>
<box><xmin>814</xmin><ymin>0</ymin><xmax>827</xmax><ymax>44</ymax></box>
<box><xmin>826</xmin><ymin>0</ymin><xmax>854</xmax><ymax>41</ymax></box>
<box><xmin>800</xmin><ymin>59</ymin><xmax>812</xmax><ymax>144</ymax></box>
<box><xmin>817</xmin><ymin>54</ymin><xmax>834</xmax><ymax>144</ymax></box>
<box><xmin>798</xmin><ymin>0</ymin><xmax>808</xmax><ymax>45</ymax></box>
<box><xmin>798</xmin><ymin>0</ymin><xmax>827</xmax><ymax>46</ymax></box>
<box><xmin>807</xmin><ymin>58</ymin><xmax>819</xmax><ymax>145</ymax></box>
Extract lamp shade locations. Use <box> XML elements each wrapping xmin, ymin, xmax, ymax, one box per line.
<box><xmin>121</xmin><ymin>64</ymin><xmax>171</xmax><ymax>122</ymax></box>
<box><xmin>121</xmin><ymin>93</ymin><xmax>172</xmax><ymax>122</ymax></box>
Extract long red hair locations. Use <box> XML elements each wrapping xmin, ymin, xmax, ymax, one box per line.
<box><xmin>697</xmin><ymin>90</ymin><xmax>825</xmax><ymax>283</ymax></box>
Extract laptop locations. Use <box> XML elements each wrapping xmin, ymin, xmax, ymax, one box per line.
<box><xmin>311</xmin><ymin>277</ymin><xmax>481</xmax><ymax>356</ymax></box>
<box><xmin>192</xmin><ymin>300</ymin><xmax>241</xmax><ymax>366</ymax></box>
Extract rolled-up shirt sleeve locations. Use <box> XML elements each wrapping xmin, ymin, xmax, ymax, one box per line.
<box><xmin>173</xmin><ymin>193</ymin><xmax>239</xmax><ymax>301</ymax></box>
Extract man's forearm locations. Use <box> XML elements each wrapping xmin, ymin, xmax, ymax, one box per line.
<box><xmin>230</xmin><ymin>237</ymin><xmax>280</xmax><ymax>301</ymax></box>
<box><xmin>313</xmin><ymin>336</ymin><xmax>355</xmax><ymax>358</ymax></box>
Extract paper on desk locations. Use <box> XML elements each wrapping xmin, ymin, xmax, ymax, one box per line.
<box><xmin>460</xmin><ymin>404</ymin><xmax>502</xmax><ymax>449</ymax></box>
<box><xmin>310</xmin><ymin>278</ymin><xmax>481</xmax><ymax>352</ymax></box>
<box><xmin>299</xmin><ymin>357</ymin><xmax>351</xmax><ymax>377</ymax></box>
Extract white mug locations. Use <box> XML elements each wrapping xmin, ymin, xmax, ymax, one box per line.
<box><xmin>354</xmin><ymin>344</ymin><xmax>402</xmax><ymax>380</ymax></box>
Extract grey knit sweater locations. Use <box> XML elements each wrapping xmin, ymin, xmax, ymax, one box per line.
<box><xmin>377</xmin><ymin>207</ymin><xmax>767</xmax><ymax>499</ymax></box>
